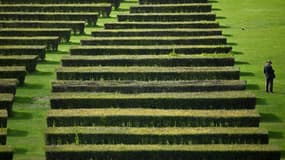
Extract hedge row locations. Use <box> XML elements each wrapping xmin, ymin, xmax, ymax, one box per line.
<box><xmin>50</xmin><ymin>91</ymin><xmax>256</xmax><ymax>109</ymax></box>
<box><xmin>104</xmin><ymin>21</ymin><xmax>219</xmax><ymax>29</ymax></box>
<box><xmin>0</xmin><ymin>4</ymin><xmax>112</xmax><ymax>17</ymax></box>
<box><xmin>0</xmin><ymin>93</ymin><xmax>14</xmax><ymax>116</ymax></box>
<box><xmin>0</xmin><ymin>36</ymin><xmax>60</xmax><ymax>51</ymax></box>
<box><xmin>45</xmin><ymin>144</ymin><xmax>280</xmax><ymax>160</ymax></box>
<box><xmin>47</xmin><ymin>108</ymin><xmax>260</xmax><ymax>127</ymax></box>
<box><xmin>117</xmin><ymin>13</ymin><xmax>216</xmax><ymax>22</ymax></box>
<box><xmin>0</xmin><ymin>0</ymin><xmax>121</xmax><ymax>10</ymax></box>
<box><xmin>139</xmin><ymin>0</ymin><xmax>208</xmax><ymax>4</ymax></box>
<box><xmin>0</xmin><ymin>79</ymin><xmax>17</xmax><ymax>94</ymax></box>
<box><xmin>0</xmin><ymin>128</ymin><xmax>7</xmax><ymax>145</ymax></box>
<box><xmin>80</xmin><ymin>36</ymin><xmax>227</xmax><ymax>46</ymax></box>
<box><xmin>0</xmin><ymin>110</ymin><xmax>7</xmax><ymax>128</ymax></box>
<box><xmin>56</xmin><ymin>66</ymin><xmax>239</xmax><ymax>81</ymax></box>
<box><xmin>61</xmin><ymin>54</ymin><xmax>234</xmax><ymax>67</ymax></box>
<box><xmin>0</xmin><ymin>145</ymin><xmax>13</xmax><ymax>160</ymax></box>
<box><xmin>52</xmin><ymin>80</ymin><xmax>245</xmax><ymax>93</ymax></box>
<box><xmin>0</xmin><ymin>45</ymin><xmax>46</xmax><ymax>60</ymax></box>
<box><xmin>130</xmin><ymin>4</ymin><xmax>212</xmax><ymax>13</ymax></box>
<box><xmin>0</xmin><ymin>55</ymin><xmax>38</xmax><ymax>72</ymax></box>
<box><xmin>45</xmin><ymin>127</ymin><xmax>268</xmax><ymax>145</ymax></box>
<box><xmin>0</xmin><ymin>12</ymin><xmax>98</xmax><ymax>26</ymax></box>
<box><xmin>70</xmin><ymin>45</ymin><xmax>232</xmax><ymax>55</ymax></box>
<box><xmin>0</xmin><ymin>20</ymin><xmax>85</xmax><ymax>35</ymax></box>
<box><xmin>0</xmin><ymin>28</ymin><xmax>71</xmax><ymax>42</ymax></box>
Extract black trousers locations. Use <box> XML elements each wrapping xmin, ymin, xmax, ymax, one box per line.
<box><xmin>266</xmin><ymin>78</ymin><xmax>274</xmax><ymax>92</ymax></box>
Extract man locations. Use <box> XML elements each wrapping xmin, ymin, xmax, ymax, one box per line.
<box><xmin>264</xmin><ymin>60</ymin><xmax>275</xmax><ymax>93</ymax></box>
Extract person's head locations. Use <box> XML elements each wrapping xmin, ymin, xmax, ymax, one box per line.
<box><xmin>267</xmin><ymin>60</ymin><xmax>272</xmax><ymax>64</ymax></box>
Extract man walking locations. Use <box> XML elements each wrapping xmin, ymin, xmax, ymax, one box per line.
<box><xmin>264</xmin><ymin>60</ymin><xmax>275</xmax><ymax>93</ymax></box>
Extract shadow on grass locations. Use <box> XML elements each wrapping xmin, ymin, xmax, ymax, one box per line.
<box><xmin>235</xmin><ymin>61</ymin><xmax>250</xmax><ymax>65</ymax></box>
<box><xmin>223</xmin><ymin>34</ymin><xmax>233</xmax><ymax>37</ymax></box>
<box><xmin>30</xmin><ymin>71</ymin><xmax>53</xmax><ymax>76</ymax></box>
<box><xmin>21</xmin><ymin>83</ymin><xmax>44</xmax><ymax>90</ymax></box>
<box><xmin>217</xmin><ymin>16</ymin><xmax>226</xmax><ymax>19</ymax></box>
<box><xmin>15</xmin><ymin>97</ymin><xmax>33</xmax><ymax>104</ymax></box>
<box><xmin>40</xmin><ymin>60</ymin><xmax>60</xmax><ymax>65</ymax></box>
<box><xmin>14</xmin><ymin>148</ymin><xmax>28</xmax><ymax>154</ymax></box>
<box><xmin>208</xmin><ymin>0</ymin><xmax>218</xmax><ymax>3</ymax></box>
<box><xmin>231</xmin><ymin>51</ymin><xmax>243</xmax><ymax>55</ymax></box>
<box><xmin>240</xmin><ymin>71</ymin><xmax>255</xmax><ymax>76</ymax></box>
<box><xmin>269</xmin><ymin>131</ymin><xmax>284</xmax><ymax>139</ymax></box>
<box><xmin>8</xmin><ymin>129</ymin><xmax>28</xmax><ymax>137</ymax></box>
<box><xmin>260</xmin><ymin>113</ymin><xmax>283</xmax><ymax>122</ymax></box>
<box><xmin>256</xmin><ymin>98</ymin><xmax>267</xmax><ymax>105</ymax></box>
<box><xmin>227</xmin><ymin>42</ymin><xmax>238</xmax><ymax>46</ymax></box>
<box><xmin>115</xmin><ymin>8</ymin><xmax>130</xmax><ymax>12</ymax></box>
<box><xmin>212</xmin><ymin>8</ymin><xmax>221</xmax><ymax>11</ymax></box>
<box><xmin>220</xmin><ymin>25</ymin><xmax>231</xmax><ymax>29</ymax></box>
<box><xmin>63</xmin><ymin>42</ymin><xmax>80</xmax><ymax>45</ymax></box>
<box><xmin>246</xmin><ymin>84</ymin><xmax>260</xmax><ymax>90</ymax></box>
<box><xmin>10</xmin><ymin>111</ymin><xmax>33</xmax><ymax>120</ymax></box>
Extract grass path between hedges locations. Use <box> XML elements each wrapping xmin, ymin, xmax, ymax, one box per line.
<box><xmin>6</xmin><ymin>0</ymin><xmax>285</xmax><ymax>159</ymax></box>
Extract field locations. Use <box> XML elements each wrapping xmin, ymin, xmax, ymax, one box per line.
<box><xmin>4</xmin><ymin>0</ymin><xmax>285</xmax><ymax>159</ymax></box>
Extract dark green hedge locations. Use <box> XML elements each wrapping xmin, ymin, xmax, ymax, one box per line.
<box><xmin>0</xmin><ymin>110</ymin><xmax>7</xmax><ymax>128</ymax></box>
<box><xmin>0</xmin><ymin>36</ymin><xmax>60</xmax><ymax>51</ymax></box>
<box><xmin>0</xmin><ymin>4</ymin><xmax>112</xmax><ymax>17</ymax></box>
<box><xmin>81</xmin><ymin>36</ymin><xmax>227</xmax><ymax>46</ymax></box>
<box><xmin>139</xmin><ymin>0</ymin><xmax>208</xmax><ymax>4</ymax></box>
<box><xmin>45</xmin><ymin>144</ymin><xmax>280</xmax><ymax>160</ymax></box>
<box><xmin>0</xmin><ymin>28</ymin><xmax>71</xmax><ymax>42</ymax></box>
<box><xmin>0</xmin><ymin>55</ymin><xmax>38</xmax><ymax>72</ymax></box>
<box><xmin>0</xmin><ymin>93</ymin><xmax>14</xmax><ymax>116</ymax></box>
<box><xmin>45</xmin><ymin>127</ymin><xmax>268</xmax><ymax>145</ymax></box>
<box><xmin>117</xmin><ymin>13</ymin><xmax>215</xmax><ymax>22</ymax></box>
<box><xmin>0</xmin><ymin>45</ymin><xmax>46</xmax><ymax>60</ymax></box>
<box><xmin>130</xmin><ymin>4</ymin><xmax>212</xmax><ymax>13</ymax></box>
<box><xmin>0</xmin><ymin>145</ymin><xmax>13</xmax><ymax>160</ymax></box>
<box><xmin>0</xmin><ymin>12</ymin><xmax>98</xmax><ymax>26</ymax></box>
<box><xmin>70</xmin><ymin>45</ymin><xmax>232</xmax><ymax>55</ymax></box>
<box><xmin>50</xmin><ymin>91</ymin><xmax>256</xmax><ymax>110</ymax></box>
<box><xmin>103</xmin><ymin>21</ymin><xmax>219</xmax><ymax>29</ymax></box>
<box><xmin>0</xmin><ymin>20</ymin><xmax>85</xmax><ymax>35</ymax></box>
<box><xmin>47</xmin><ymin>109</ymin><xmax>260</xmax><ymax>127</ymax></box>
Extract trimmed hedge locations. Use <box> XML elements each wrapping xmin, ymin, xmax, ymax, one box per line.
<box><xmin>0</xmin><ymin>79</ymin><xmax>17</xmax><ymax>94</ymax></box>
<box><xmin>0</xmin><ymin>12</ymin><xmax>98</xmax><ymax>26</ymax></box>
<box><xmin>0</xmin><ymin>20</ymin><xmax>85</xmax><ymax>35</ymax></box>
<box><xmin>0</xmin><ymin>36</ymin><xmax>60</xmax><ymax>51</ymax></box>
<box><xmin>0</xmin><ymin>28</ymin><xmax>71</xmax><ymax>42</ymax></box>
<box><xmin>130</xmin><ymin>4</ymin><xmax>212</xmax><ymax>13</ymax></box>
<box><xmin>52</xmin><ymin>80</ymin><xmax>246</xmax><ymax>93</ymax></box>
<box><xmin>0</xmin><ymin>128</ymin><xmax>7</xmax><ymax>145</ymax></box>
<box><xmin>92</xmin><ymin>29</ymin><xmax>222</xmax><ymax>37</ymax></box>
<box><xmin>0</xmin><ymin>45</ymin><xmax>46</xmax><ymax>60</ymax></box>
<box><xmin>0</xmin><ymin>145</ymin><xmax>13</xmax><ymax>160</ymax></box>
<box><xmin>0</xmin><ymin>4</ymin><xmax>112</xmax><ymax>17</ymax></box>
<box><xmin>70</xmin><ymin>45</ymin><xmax>232</xmax><ymax>55</ymax></box>
<box><xmin>0</xmin><ymin>93</ymin><xmax>14</xmax><ymax>116</ymax></box>
<box><xmin>0</xmin><ymin>110</ymin><xmax>7</xmax><ymax>128</ymax></box>
<box><xmin>104</xmin><ymin>21</ymin><xmax>219</xmax><ymax>29</ymax></box>
<box><xmin>0</xmin><ymin>55</ymin><xmax>38</xmax><ymax>72</ymax></box>
<box><xmin>50</xmin><ymin>91</ymin><xmax>256</xmax><ymax>109</ymax></box>
<box><xmin>117</xmin><ymin>13</ymin><xmax>216</xmax><ymax>22</ymax></box>
<box><xmin>45</xmin><ymin>127</ymin><xmax>268</xmax><ymax>145</ymax></box>
<box><xmin>45</xmin><ymin>144</ymin><xmax>280</xmax><ymax>160</ymax></box>
<box><xmin>139</xmin><ymin>0</ymin><xmax>208</xmax><ymax>4</ymax></box>
<box><xmin>56</xmin><ymin>66</ymin><xmax>239</xmax><ymax>81</ymax></box>
<box><xmin>47</xmin><ymin>108</ymin><xmax>260</xmax><ymax>127</ymax></box>
<box><xmin>61</xmin><ymin>54</ymin><xmax>235</xmax><ymax>67</ymax></box>
<box><xmin>80</xmin><ymin>36</ymin><xmax>227</xmax><ymax>46</ymax></box>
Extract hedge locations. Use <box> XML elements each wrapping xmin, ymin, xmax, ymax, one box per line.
<box><xmin>70</xmin><ymin>45</ymin><xmax>232</xmax><ymax>55</ymax></box>
<box><xmin>0</xmin><ymin>55</ymin><xmax>38</xmax><ymax>72</ymax></box>
<box><xmin>0</xmin><ymin>110</ymin><xmax>7</xmax><ymax>128</ymax></box>
<box><xmin>0</xmin><ymin>36</ymin><xmax>60</xmax><ymax>51</ymax></box>
<box><xmin>0</xmin><ymin>45</ymin><xmax>46</xmax><ymax>60</ymax></box>
<box><xmin>56</xmin><ymin>66</ymin><xmax>239</xmax><ymax>81</ymax></box>
<box><xmin>139</xmin><ymin>0</ymin><xmax>208</xmax><ymax>4</ymax></box>
<box><xmin>45</xmin><ymin>144</ymin><xmax>280</xmax><ymax>160</ymax></box>
<box><xmin>50</xmin><ymin>91</ymin><xmax>256</xmax><ymax>109</ymax></box>
<box><xmin>0</xmin><ymin>93</ymin><xmax>14</xmax><ymax>116</ymax></box>
<box><xmin>104</xmin><ymin>21</ymin><xmax>219</xmax><ymax>29</ymax></box>
<box><xmin>0</xmin><ymin>79</ymin><xmax>17</xmax><ymax>94</ymax></box>
<box><xmin>0</xmin><ymin>28</ymin><xmax>71</xmax><ymax>42</ymax></box>
<box><xmin>61</xmin><ymin>54</ymin><xmax>234</xmax><ymax>67</ymax></box>
<box><xmin>0</xmin><ymin>20</ymin><xmax>85</xmax><ymax>35</ymax></box>
<box><xmin>130</xmin><ymin>4</ymin><xmax>212</xmax><ymax>13</ymax></box>
<box><xmin>0</xmin><ymin>12</ymin><xmax>98</xmax><ymax>26</ymax></box>
<box><xmin>0</xmin><ymin>4</ymin><xmax>112</xmax><ymax>17</ymax></box>
<box><xmin>47</xmin><ymin>108</ymin><xmax>260</xmax><ymax>127</ymax></box>
<box><xmin>45</xmin><ymin>127</ymin><xmax>268</xmax><ymax>145</ymax></box>
<box><xmin>52</xmin><ymin>80</ymin><xmax>246</xmax><ymax>93</ymax></box>
<box><xmin>117</xmin><ymin>13</ymin><xmax>216</xmax><ymax>22</ymax></box>
<box><xmin>80</xmin><ymin>36</ymin><xmax>227</xmax><ymax>46</ymax></box>
<box><xmin>0</xmin><ymin>128</ymin><xmax>7</xmax><ymax>145</ymax></box>
<box><xmin>0</xmin><ymin>145</ymin><xmax>13</xmax><ymax>160</ymax></box>
<box><xmin>0</xmin><ymin>0</ymin><xmax>121</xmax><ymax>10</ymax></box>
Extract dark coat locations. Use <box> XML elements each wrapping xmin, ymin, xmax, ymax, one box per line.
<box><xmin>264</xmin><ymin>63</ymin><xmax>275</xmax><ymax>79</ymax></box>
